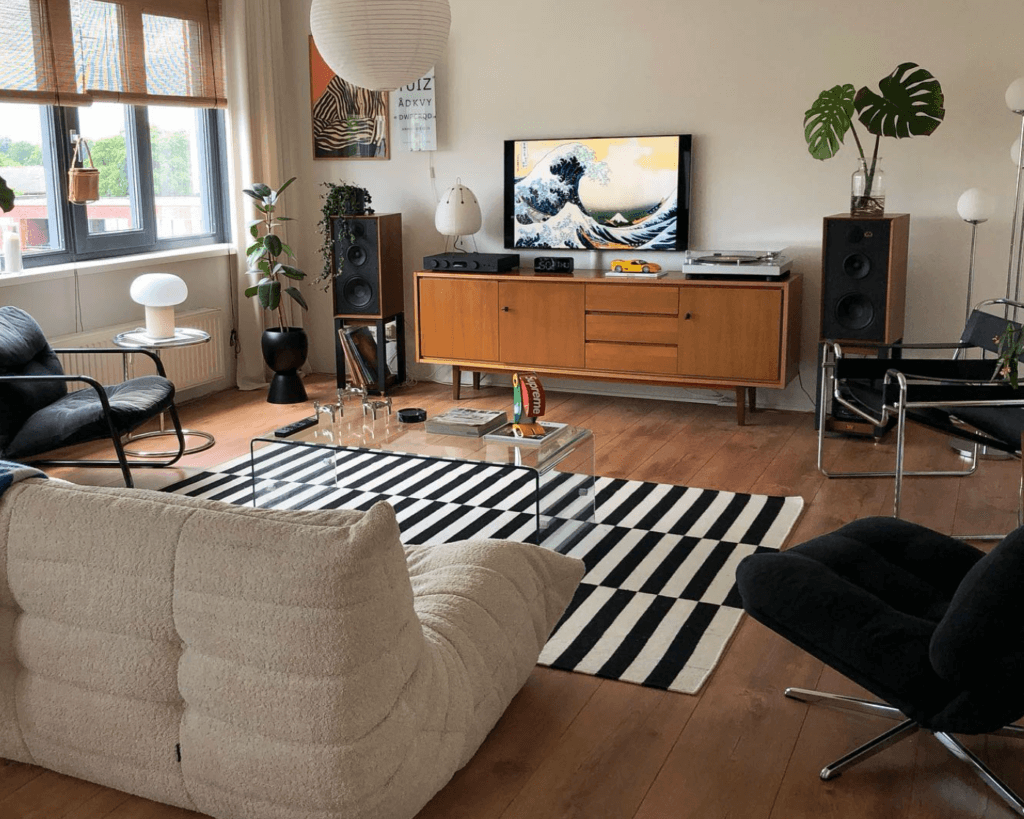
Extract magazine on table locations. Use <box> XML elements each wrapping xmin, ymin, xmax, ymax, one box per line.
<box><xmin>604</xmin><ymin>269</ymin><xmax>667</xmax><ymax>278</ymax></box>
<box><xmin>482</xmin><ymin>421</ymin><xmax>567</xmax><ymax>445</ymax></box>
<box><xmin>423</xmin><ymin>408</ymin><xmax>508</xmax><ymax>436</ymax></box>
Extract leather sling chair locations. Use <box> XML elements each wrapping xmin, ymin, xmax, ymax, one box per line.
<box><xmin>0</xmin><ymin>306</ymin><xmax>184</xmax><ymax>487</ymax></box>
<box><xmin>817</xmin><ymin>298</ymin><xmax>1024</xmax><ymax>539</ymax></box>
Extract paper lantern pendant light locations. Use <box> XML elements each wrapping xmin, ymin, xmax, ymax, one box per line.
<box><xmin>310</xmin><ymin>0</ymin><xmax>451</xmax><ymax>91</ymax></box>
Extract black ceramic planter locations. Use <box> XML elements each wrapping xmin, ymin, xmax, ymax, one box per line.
<box><xmin>261</xmin><ymin>327</ymin><xmax>308</xmax><ymax>404</ymax></box>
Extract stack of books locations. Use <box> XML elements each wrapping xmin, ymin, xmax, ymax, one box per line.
<box><xmin>423</xmin><ymin>408</ymin><xmax>508</xmax><ymax>437</ymax></box>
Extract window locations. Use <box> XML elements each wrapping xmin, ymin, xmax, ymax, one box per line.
<box><xmin>0</xmin><ymin>102</ymin><xmax>63</xmax><ymax>257</ymax></box>
<box><xmin>0</xmin><ymin>101</ymin><xmax>227</xmax><ymax>268</ymax></box>
<box><xmin>0</xmin><ymin>0</ymin><xmax>229</xmax><ymax>269</ymax></box>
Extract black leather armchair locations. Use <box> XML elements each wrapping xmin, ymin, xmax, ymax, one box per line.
<box><xmin>0</xmin><ymin>306</ymin><xmax>184</xmax><ymax>487</ymax></box>
<box><xmin>737</xmin><ymin>516</ymin><xmax>1024</xmax><ymax>816</ymax></box>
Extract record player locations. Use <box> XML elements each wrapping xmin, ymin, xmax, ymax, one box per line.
<box><xmin>680</xmin><ymin>249</ymin><xmax>792</xmax><ymax>280</ymax></box>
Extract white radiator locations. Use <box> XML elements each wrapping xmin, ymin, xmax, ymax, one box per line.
<box><xmin>51</xmin><ymin>308</ymin><xmax>227</xmax><ymax>391</ymax></box>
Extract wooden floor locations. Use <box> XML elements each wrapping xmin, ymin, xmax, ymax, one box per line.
<box><xmin>5</xmin><ymin>374</ymin><xmax>1023</xmax><ymax>819</ymax></box>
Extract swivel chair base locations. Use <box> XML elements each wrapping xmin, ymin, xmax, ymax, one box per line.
<box><xmin>786</xmin><ymin>687</ymin><xmax>1024</xmax><ymax>816</ymax></box>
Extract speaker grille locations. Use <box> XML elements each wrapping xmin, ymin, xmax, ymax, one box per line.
<box><xmin>834</xmin><ymin>293</ymin><xmax>875</xmax><ymax>330</ymax></box>
<box><xmin>843</xmin><ymin>253</ymin><xmax>871</xmax><ymax>280</ymax></box>
<box><xmin>343</xmin><ymin>276</ymin><xmax>373</xmax><ymax>308</ymax></box>
<box><xmin>333</xmin><ymin>217</ymin><xmax>381</xmax><ymax>315</ymax></box>
<box><xmin>821</xmin><ymin>216</ymin><xmax>906</xmax><ymax>343</ymax></box>
<box><xmin>347</xmin><ymin>245</ymin><xmax>367</xmax><ymax>266</ymax></box>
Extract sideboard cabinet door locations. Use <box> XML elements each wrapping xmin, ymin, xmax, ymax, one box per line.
<box><xmin>498</xmin><ymin>281</ymin><xmax>585</xmax><ymax>369</ymax></box>
<box><xmin>677</xmin><ymin>287</ymin><xmax>783</xmax><ymax>382</ymax></box>
<box><xmin>417</xmin><ymin>277</ymin><xmax>499</xmax><ymax>361</ymax></box>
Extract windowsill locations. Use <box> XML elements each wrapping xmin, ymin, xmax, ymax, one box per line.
<box><xmin>0</xmin><ymin>243</ymin><xmax>236</xmax><ymax>287</ymax></box>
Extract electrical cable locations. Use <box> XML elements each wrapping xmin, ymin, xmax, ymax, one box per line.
<box><xmin>795</xmin><ymin>368</ymin><xmax>817</xmax><ymax>410</ymax></box>
<box><xmin>72</xmin><ymin>268</ymin><xmax>84</xmax><ymax>332</ymax></box>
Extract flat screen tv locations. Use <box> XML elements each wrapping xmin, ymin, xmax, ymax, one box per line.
<box><xmin>504</xmin><ymin>134</ymin><xmax>691</xmax><ymax>252</ymax></box>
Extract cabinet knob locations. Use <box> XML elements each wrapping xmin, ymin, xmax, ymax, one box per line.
<box><xmin>502</xmin><ymin>306</ymin><xmax>510</xmax><ymax>312</ymax></box>
<box><xmin>684</xmin><ymin>312</ymin><xmax>692</xmax><ymax>320</ymax></box>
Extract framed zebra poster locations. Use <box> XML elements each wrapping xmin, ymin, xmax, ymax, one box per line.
<box><xmin>309</xmin><ymin>37</ymin><xmax>390</xmax><ymax>160</ymax></box>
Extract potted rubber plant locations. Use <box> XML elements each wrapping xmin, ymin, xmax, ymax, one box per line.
<box><xmin>803</xmin><ymin>62</ymin><xmax>946</xmax><ymax>216</ymax></box>
<box><xmin>243</xmin><ymin>177</ymin><xmax>310</xmax><ymax>404</ymax></box>
<box><xmin>314</xmin><ymin>181</ymin><xmax>373</xmax><ymax>291</ymax></box>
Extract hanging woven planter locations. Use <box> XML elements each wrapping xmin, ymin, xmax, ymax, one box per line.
<box><xmin>68</xmin><ymin>137</ymin><xmax>100</xmax><ymax>204</ymax></box>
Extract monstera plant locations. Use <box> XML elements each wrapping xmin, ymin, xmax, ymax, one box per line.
<box><xmin>804</xmin><ymin>62</ymin><xmax>945</xmax><ymax>215</ymax></box>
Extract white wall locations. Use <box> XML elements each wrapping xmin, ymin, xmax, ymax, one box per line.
<box><xmin>278</xmin><ymin>0</ymin><xmax>1022</xmax><ymax>409</ymax></box>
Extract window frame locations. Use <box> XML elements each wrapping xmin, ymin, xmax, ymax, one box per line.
<box><xmin>9</xmin><ymin>102</ymin><xmax>228</xmax><ymax>269</ymax></box>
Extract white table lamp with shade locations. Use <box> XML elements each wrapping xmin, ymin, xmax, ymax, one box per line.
<box><xmin>130</xmin><ymin>273</ymin><xmax>188</xmax><ymax>340</ymax></box>
<box><xmin>435</xmin><ymin>179</ymin><xmax>482</xmax><ymax>252</ymax></box>
<box><xmin>119</xmin><ymin>272</ymin><xmax>215</xmax><ymax>455</ymax></box>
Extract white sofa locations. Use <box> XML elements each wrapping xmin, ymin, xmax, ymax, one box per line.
<box><xmin>0</xmin><ymin>478</ymin><xmax>584</xmax><ymax>819</ymax></box>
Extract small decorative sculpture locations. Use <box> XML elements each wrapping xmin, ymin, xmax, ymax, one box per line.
<box><xmin>512</xmin><ymin>372</ymin><xmax>546</xmax><ymax>437</ymax></box>
<box><xmin>313</xmin><ymin>399</ymin><xmax>341</xmax><ymax>424</ymax></box>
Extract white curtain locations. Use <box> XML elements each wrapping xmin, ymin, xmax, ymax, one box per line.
<box><xmin>222</xmin><ymin>0</ymin><xmax>301</xmax><ymax>390</ymax></box>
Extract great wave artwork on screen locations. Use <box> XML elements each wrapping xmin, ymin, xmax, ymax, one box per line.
<box><xmin>508</xmin><ymin>135</ymin><xmax>686</xmax><ymax>250</ymax></box>
<box><xmin>309</xmin><ymin>37</ymin><xmax>389</xmax><ymax>160</ymax></box>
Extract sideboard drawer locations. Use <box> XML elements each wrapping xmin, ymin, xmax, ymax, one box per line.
<box><xmin>587</xmin><ymin>313</ymin><xmax>678</xmax><ymax>345</ymax></box>
<box><xmin>585</xmin><ymin>284</ymin><xmax>678</xmax><ymax>315</ymax></box>
<box><xmin>586</xmin><ymin>341</ymin><xmax>678</xmax><ymax>374</ymax></box>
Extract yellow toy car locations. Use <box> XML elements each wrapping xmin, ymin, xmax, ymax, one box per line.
<box><xmin>611</xmin><ymin>259</ymin><xmax>661</xmax><ymax>273</ymax></box>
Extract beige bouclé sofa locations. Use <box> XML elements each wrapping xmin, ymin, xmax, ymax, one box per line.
<box><xmin>0</xmin><ymin>477</ymin><xmax>585</xmax><ymax>818</ymax></box>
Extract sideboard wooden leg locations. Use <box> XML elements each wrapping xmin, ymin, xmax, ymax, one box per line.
<box><xmin>472</xmin><ymin>371</ymin><xmax>481</xmax><ymax>390</ymax></box>
<box><xmin>452</xmin><ymin>366</ymin><xmax>462</xmax><ymax>400</ymax></box>
<box><xmin>735</xmin><ymin>387</ymin><xmax>746</xmax><ymax>426</ymax></box>
<box><xmin>749</xmin><ymin>387</ymin><xmax>757</xmax><ymax>416</ymax></box>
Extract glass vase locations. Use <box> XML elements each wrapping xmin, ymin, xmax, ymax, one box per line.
<box><xmin>851</xmin><ymin>157</ymin><xmax>885</xmax><ymax>217</ymax></box>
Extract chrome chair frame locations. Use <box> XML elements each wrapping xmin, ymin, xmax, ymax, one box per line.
<box><xmin>818</xmin><ymin>298</ymin><xmax>1024</xmax><ymax>538</ymax></box>
<box><xmin>0</xmin><ymin>346</ymin><xmax>185</xmax><ymax>488</ymax></box>
<box><xmin>785</xmin><ymin>686</ymin><xmax>1024</xmax><ymax>816</ymax></box>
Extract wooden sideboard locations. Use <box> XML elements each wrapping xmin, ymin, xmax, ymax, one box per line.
<box><xmin>413</xmin><ymin>269</ymin><xmax>802</xmax><ymax>425</ymax></box>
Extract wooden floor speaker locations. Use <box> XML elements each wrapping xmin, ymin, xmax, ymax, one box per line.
<box><xmin>820</xmin><ymin>213</ymin><xmax>909</xmax><ymax>344</ymax></box>
<box><xmin>332</xmin><ymin>213</ymin><xmax>404</xmax><ymax>318</ymax></box>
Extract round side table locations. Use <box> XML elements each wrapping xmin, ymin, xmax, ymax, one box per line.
<box><xmin>112</xmin><ymin>327</ymin><xmax>216</xmax><ymax>457</ymax></box>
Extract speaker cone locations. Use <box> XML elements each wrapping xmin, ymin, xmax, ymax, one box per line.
<box><xmin>843</xmin><ymin>253</ymin><xmax>871</xmax><ymax>279</ymax></box>
<box><xmin>346</xmin><ymin>245</ymin><xmax>367</xmax><ymax>266</ymax></box>
<box><xmin>834</xmin><ymin>293</ymin><xmax>875</xmax><ymax>330</ymax></box>
<box><xmin>342</xmin><ymin>276</ymin><xmax>373</xmax><ymax>308</ymax></box>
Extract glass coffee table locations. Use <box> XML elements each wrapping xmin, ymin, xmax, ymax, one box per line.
<box><xmin>249</xmin><ymin>416</ymin><xmax>596</xmax><ymax>549</ymax></box>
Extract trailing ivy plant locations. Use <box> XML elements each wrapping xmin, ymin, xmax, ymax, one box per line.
<box><xmin>315</xmin><ymin>181</ymin><xmax>373</xmax><ymax>291</ymax></box>
<box><xmin>803</xmin><ymin>62</ymin><xmax>946</xmax><ymax>212</ymax></box>
<box><xmin>242</xmin><ymin>177</ymin><xmax>308</xmax><ymax>330</ymax></box>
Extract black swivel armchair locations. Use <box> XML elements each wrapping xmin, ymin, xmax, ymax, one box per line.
<box><xmin>0</xmin><ymin>306</ymin><xmax>185</xmax><ymax>487</ymax></box>
<box><xmin>737</xmin><ymin>516</ymin><xmax>1024</xmax><ymax>816</ymax></box>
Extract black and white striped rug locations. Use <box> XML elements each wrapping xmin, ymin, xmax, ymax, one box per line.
<box><xmin>164</xmin><ymin>444</ymin><xmax>803</xmax><ymax>694</ymax></box>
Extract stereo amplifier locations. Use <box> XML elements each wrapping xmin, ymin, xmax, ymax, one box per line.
<box><xmin>423</xmin><ymin>252</ymin><xmax>520</xmax><ymax>273</ymax></box>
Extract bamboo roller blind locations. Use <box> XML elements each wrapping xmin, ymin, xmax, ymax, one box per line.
<box><xmin>0</xmin><ymin>0</ymin><xmax>225</xmax><ymax>108</ymax></box>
